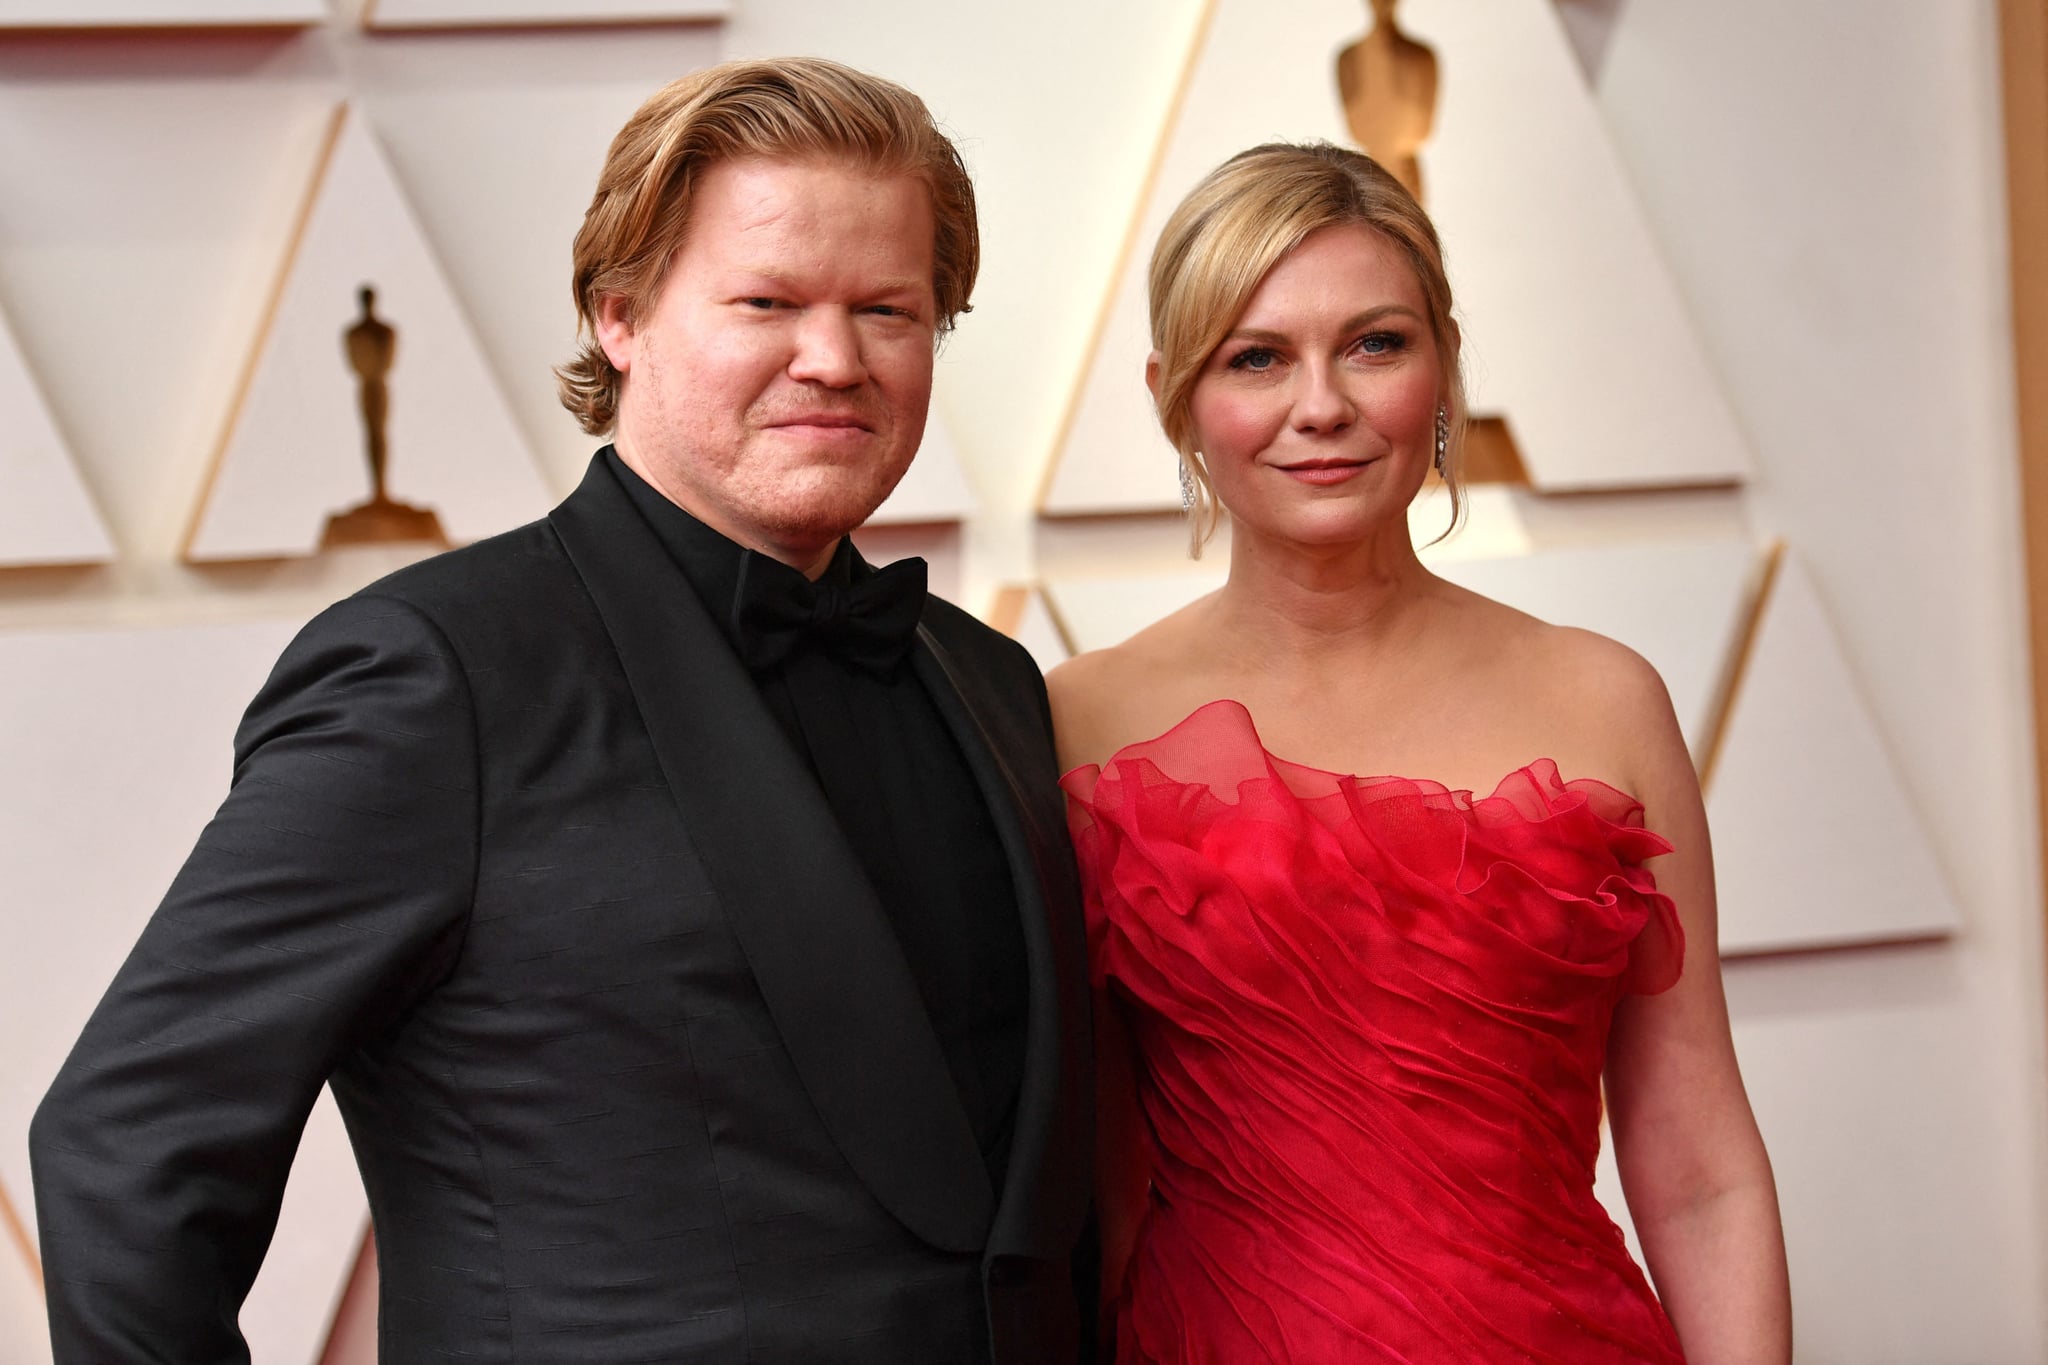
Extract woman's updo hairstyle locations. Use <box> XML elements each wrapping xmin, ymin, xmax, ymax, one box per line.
<box><xmin>1147</xmin><ymin>141</ymin><xmax>1467</xmax><ymax>554</ymax></box>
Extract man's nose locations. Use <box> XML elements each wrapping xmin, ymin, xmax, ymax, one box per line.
<box><xmin>787</xmin><ymin>309</ymin><xmax>868</xmax><ymax>388</ymax></box>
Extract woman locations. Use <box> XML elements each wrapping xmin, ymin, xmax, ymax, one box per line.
<box><xmin>1050</xmin><ymin>143</ymin><xmax>1790</xmax><ymax>1362</ymax></box>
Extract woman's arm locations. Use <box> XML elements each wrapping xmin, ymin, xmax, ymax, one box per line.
<box><xmin>1604</xmin><ymin>653</ymin><xmax>1791</xmax><ymax>1363</ymax></box>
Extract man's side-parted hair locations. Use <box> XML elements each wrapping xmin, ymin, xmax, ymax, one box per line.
<box><xmin>556</xmin><ymin>57</ymin><xmax>980</xmax><ymax>436</ymax></box>
<box><xmin>1148</xmin><ymin>141</ymin><xmax>1468</xmax><ymax>556</ymax></box>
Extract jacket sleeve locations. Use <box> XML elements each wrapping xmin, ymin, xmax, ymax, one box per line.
<box><xmin>28</xmin><ymin>594</ymin><xmax>479</xmax><ymax>1364</ymax></box>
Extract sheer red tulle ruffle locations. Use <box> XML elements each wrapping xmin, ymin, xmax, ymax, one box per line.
<box><xmin>1062</xmin><ymin>700</ymin><xmax>1686</xmax><ymax>1364</ymax></box>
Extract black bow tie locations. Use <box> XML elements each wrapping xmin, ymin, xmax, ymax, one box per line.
<box><xmin>730</xmin><ymin>549</ymin><xmax>928</xmax><ymax>675</ymax></box>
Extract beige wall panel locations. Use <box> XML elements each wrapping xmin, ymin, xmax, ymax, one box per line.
<box><xmin>187</xmin><ymin>105</ymin><xmax>551</xmax><ymax>561</ymax></box>
<box><xmin>315</xmin><ymin>1229</ymin><xmax>377</xmax><ymax>1365</ymax></box>
<box><xmin>0</xmin><ymin>0</ymin><xmax>323</xmax><ymax>22</ymax></box>
<box><xmin>1595</xmin><ymin>944</ymin><xmax>2044</xmax><ymax>1362</ymax></box>
<box><xmin>0</xmin><ymin>307</ymin><xmax>112</xmax><ymax>568</ymax></box>
<box><xmin>849</xmin><ymin>522</ymin><xmax>963</xmax><ymax>603</ymax></box>
<box><xmin>1593</xmin><ymin>0</ymin><xmax>2044</xmax><ymax>1327</ymax></box>
<box><xmin>245</xmin><ymin>1090</ymin><xmax>367</xmax><ymax>1364</ymax></box>
<box><xmin>1407</xmin><ymin>484</ymin><xmax>1536</xmax><ymax>562</ymax></box>
<box><xmin>0</xmin><ymin>619</ymin><xmax>366</xmax><ymax>1363</ymax></box>
<box><xmin>1041</xmin><ymin>567</ymin><xmax>1223</xmax><ymax>657</ymax></box>
<box><xmin>0</xmin><ymin>65</ymin><xmax>341</xmax><ymax>568</ymax></box>
<box><xmin>1707</xmin><ymin>553</ymin><xmax>1962</xmax><ymax>952</ymax></box>
<box><xmin>990</xmin><ymin>584</ymin><xmax>1073</xmax><ymax>674</ymax></box>
<box><xmin>1010</xmin><ymin>588</ymin><xmax>1072</xmax><ymax>674</ymax></box>
<box><xmin>367</xmin><ymin>0</ymin><xmax>726</xmax><ymax>24</ymax></box>
<box><xmin>1041</xmin><ymin>0</ymin><xmax>1752</xmax><ymax>514</ymax></box>
<box><xmin>0</xmin><ymin>1213</ymin><xmax>50</xmax><ymax>1365</ymax></box>
<box><xmin>870</xmin><ymin>415</ymin><xmax>978</xmax><ymax>525</ymax></box>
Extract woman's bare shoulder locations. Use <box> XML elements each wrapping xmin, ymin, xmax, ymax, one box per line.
<box><xmin>1428</xmin><ymin>578</ymin><xmax>1687</xmax><ymax>795</ymax></box>
<box><xmin>1047</xmin><ymin>597</ymin><xmax>1219</xmax><ymax>771</ymax></box>
<box><xmin>1431</xmin><ymin>575</ymin><xmax>1670</xmax><ymax>716</ymax></box>
<box><xmin>1536</xmin><ymin>623</ymin><xmax>1672</xmax><ymax>716</ymax></box>
<box><xmin>1521</xmin><ymin>621</ymin><xmax>1690</xmax><ymax>800</ymax></box>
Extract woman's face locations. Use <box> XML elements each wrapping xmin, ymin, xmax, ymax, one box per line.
<box><xmin>1181</xmin><ymin>224</ymin><xmax>1443</xmax><ymax>553</ymax></box>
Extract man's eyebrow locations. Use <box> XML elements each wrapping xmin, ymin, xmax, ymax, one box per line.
<box><xmin>724</xmin><ymin>270</ymin><xmax>932</xmax><ymax>300</ymax></box>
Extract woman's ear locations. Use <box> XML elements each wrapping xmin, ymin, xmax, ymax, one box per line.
<box><xmin>1145</xmin><ymin>350</ymin><xmax>1165</xmax><ymax>406</ymax></box>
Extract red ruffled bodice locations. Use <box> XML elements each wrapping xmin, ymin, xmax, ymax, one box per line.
<box><xmin>1062</xmin><ymin>701</ymin><xmax>1686</xmax><ymax>1363</ymax></box>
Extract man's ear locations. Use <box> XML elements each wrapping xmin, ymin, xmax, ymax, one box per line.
<box><xmin>594</xmin><ymin>294</ymin><xmax>636</xmax><ymax>373</ymax></box>
<box><xmin>1144</xmin><ymin>350</ymin><xmax>1165</xmax><ymax>407</ymax></box>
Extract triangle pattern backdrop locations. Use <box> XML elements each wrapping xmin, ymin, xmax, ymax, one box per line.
<box><xmin>0</xmin><ymin>1191</ymin><xmax>48</xmax><ymax>1365</ymax></box>
<box><xmin>1706</xmin><ymin>551</ymin><xmax>1963</xmax><ymax>952</ymax></box>
<box><xmin>0</xmin><ymin>619</ymin><xmax>369</xmax><ymax>1365</ymax></box>
<box><xmin>0</xmin><ymin>305</ymin><xmax>113</xmax><ymax>567</ymax></box>
<box><xmin>987</xmin><ymin>584</ymin><xmax>1073</xmax><ymax>675</ymax></box>
<box><xmin>1040</xmin><ymin>0</ymin><xmax>1752</xmax><ymax>514</ymax></box>
<box><xmin>365</xmin><ymin>0</ymin><xmax>729</xmax><ymax>25</ymax></box>
<box><xmin>187</xmin><ymin>105</ymin><xmax>553</xmax><ymax>563</ymax></box>
<box><xmin>0</xmin><ymin>0</ymin><xmax>324</xmax><ymax>22</ymax></box>
<box><xmin>870</xmin><ymin>412</ymin><xmax>978</xmax><ymax>524</ymax></box>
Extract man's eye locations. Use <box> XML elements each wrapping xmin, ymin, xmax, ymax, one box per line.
<box><xmin>741</xmin><ymin>297</ymin><xmax>778</xmax><ymax>309</ymax></box>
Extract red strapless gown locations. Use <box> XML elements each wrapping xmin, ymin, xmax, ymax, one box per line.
<box><xmin>1061</xmin><ymin>701</ymin><xmax>1688</xmax><ymax>1364</ymax></box>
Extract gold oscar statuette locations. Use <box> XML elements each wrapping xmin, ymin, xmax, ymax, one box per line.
<box><xmin>321</xmin><ymin>284</ymin><xmax>450</xmax><ymax>549</ymax></box>
<box><xmin>1336</xmin><ymin>0</ymin><xmax>1439</xmax><ymax>205</ymax></box>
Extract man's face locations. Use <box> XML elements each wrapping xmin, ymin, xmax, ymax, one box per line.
<box><xmin>599</xmin><ymin>156</ymin><xmax>939</xmax><ymax>577</ymax></box>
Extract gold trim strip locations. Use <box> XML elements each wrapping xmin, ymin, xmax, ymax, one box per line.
<box><xmin>1033</xmin><ymin>0</ymin><xmax>1218</xmax><ymax>513</ymax></box>
<box><xmin>180</xmin><ymin>102</ymin><xmax>348</xmax><ymax>563</ymax></box>
<box><xmin>1697</xmin><ymin>539</ymin><xmax>1785</xmax><ymax>792</ymax></box>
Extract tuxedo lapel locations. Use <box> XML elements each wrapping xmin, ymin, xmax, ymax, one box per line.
<box><xmin>549</xmin><ymin>457</ymin><xmax>993</xmax><ymax>1253</ymax></box>
<box><xmin>911</xmin><ymin>627</ymin><xmax>1091</xmax><ymax>1264</ymax></box>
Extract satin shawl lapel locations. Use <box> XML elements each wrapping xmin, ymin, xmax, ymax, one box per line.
<box><xmin>911</xmin><ymin>626</ymin><xmax>1091</xmax><ymax>1263</ymax></box>
<box><xmin>549</xmin><ymin>458</ymin><xmax>993</xmax><ymax>1252</ymax></box>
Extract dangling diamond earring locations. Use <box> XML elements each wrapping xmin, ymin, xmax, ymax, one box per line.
<box><xmin>1433</xmin><ymin>407</ymin><xmax>1449</xmax><ymax>477</ymax></box>
<box><xmin>1178</xmin><ymin>457</ymin><xmax>1197</xmax><ymax>513</ymax></box>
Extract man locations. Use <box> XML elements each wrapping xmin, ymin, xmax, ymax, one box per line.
<box><xmin>32</xmin><ymin>58</ymin><xmax>1091</xmax><ymax>1364</ymax></box>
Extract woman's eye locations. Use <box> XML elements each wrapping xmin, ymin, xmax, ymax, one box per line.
<box><xmin>1227</xmin><ymin>347</ymin><xmax>1278</xmax><ymax>372</ymax></box>
<box><xmin>1357</xmin><ymin>331</ymin><xmax>1406</xmax><ymax>356</ymax></box>
<box><xmin>742</xmin><ymin>297</ymin><xmax>778</xmax><ymax>310</ymax></box>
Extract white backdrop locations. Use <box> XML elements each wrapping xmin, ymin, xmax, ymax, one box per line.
<box><xmin>0</xmin><ymin>1</ymin><xmax>2041</xmax><ymax>1360</ymax></box>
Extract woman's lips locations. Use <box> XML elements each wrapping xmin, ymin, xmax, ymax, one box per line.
<box><xmin>1276</xmin><ymin>458</ymin><xmax>1372</xmax><ymax>485</ymax></box>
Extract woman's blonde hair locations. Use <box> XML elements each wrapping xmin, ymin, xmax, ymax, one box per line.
<box><xmin>556</xmin><ymin>57</ymin><xmax>979</xmax><ymax>435</ymax></box>
<box><xmin>1147</xmin><ymin>141</ymin><xmax>1467</xmax><ymax>554</ymax></box>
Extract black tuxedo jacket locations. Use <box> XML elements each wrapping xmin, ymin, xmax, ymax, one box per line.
<box><xmin>30</xmin><ymin>455</ymin><xmax>1092</xmax><ymax>1364</ymax></box>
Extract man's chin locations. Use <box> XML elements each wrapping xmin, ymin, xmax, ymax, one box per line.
<box><xmin>751</xmin><ymin>493</ymin><xmax>900</xmax><ymax>562</ymax></box>
<box><xmin>777</xmin><ymin>472</ymin><xmax>910</xmax><ymax>529</ymax></box>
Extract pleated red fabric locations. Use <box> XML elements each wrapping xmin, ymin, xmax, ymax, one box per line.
<box><xmin>1062</xmin><ymin>701</ymin><xmax>1686</xmax><ymax>1364</ymax></box>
